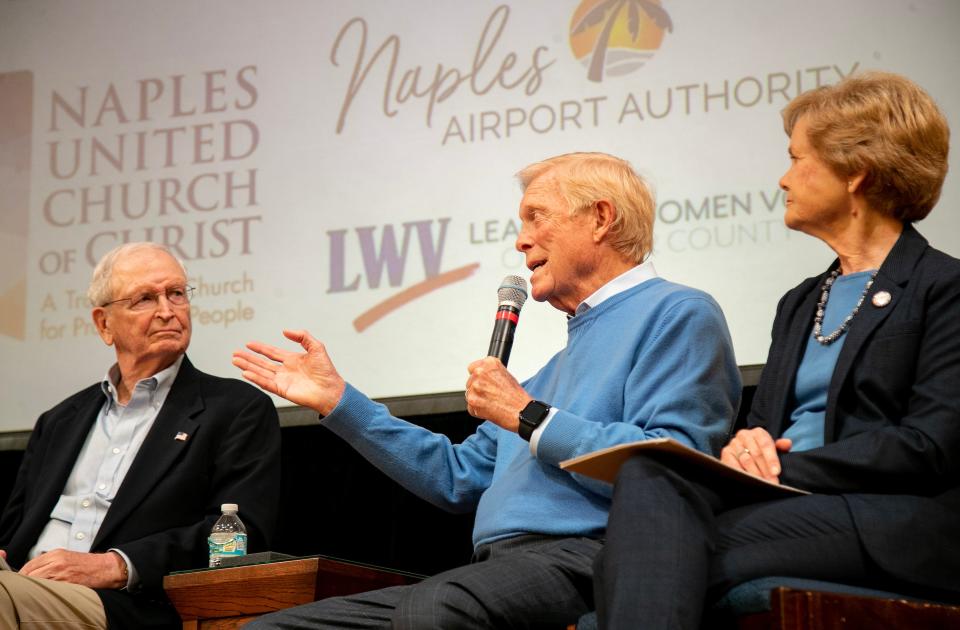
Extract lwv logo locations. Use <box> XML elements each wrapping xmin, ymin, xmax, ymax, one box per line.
<box><xmin>327</xmin><ymin>218</ymin><xmax>478</xmax><ymax>331</ymax></box>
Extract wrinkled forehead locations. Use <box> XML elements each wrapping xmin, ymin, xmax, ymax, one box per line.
<box><xmin>520</xmin><ymin>173</ymin><xmax>567</xmax><ymax>213</ymax></box>
<box><xmin>110</xmin><ymin>250</ymin><xmax>186</xmax><ymax>294</ymax></box>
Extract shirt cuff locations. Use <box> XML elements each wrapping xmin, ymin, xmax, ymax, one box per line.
<box><xmin>109</xmin><ymin>548</ymin><xmax>139</xmax><ymax>591</ymax></box>
<box><xmin>529</xmin><ymin>407</ymin><xmax>559</xmax><ymax>456</ymax></box>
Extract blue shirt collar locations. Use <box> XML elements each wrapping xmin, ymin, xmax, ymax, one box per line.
<box><xmin>100</xmin><ymin>354</ymin><xmax>184</xmax><ymax>409</ymax></box>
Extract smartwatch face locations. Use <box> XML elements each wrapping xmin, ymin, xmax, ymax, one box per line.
<box><xmin>522</xmin><ymin>401</ymin><xmax>550</xmax><ymax>425</ymax></box>
<box><xmin>520</xmin><ymin>401</ymin><xmax>550</xmax><ymax>440</ymax></box>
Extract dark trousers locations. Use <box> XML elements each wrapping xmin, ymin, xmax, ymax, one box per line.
<box><xmin>594</xmin><ymin>454</ymin><xmax>875</xmax><ymax>630</ymax></box>
<box><xmin>246</xmin><ymin>534</ymin><xmax>602</xmax><ymax>629</ymax></box>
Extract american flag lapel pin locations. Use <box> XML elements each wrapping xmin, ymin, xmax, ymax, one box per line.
<box><xmin>174</xmin><ymin>431</ymin><xmax>189</xmax><ymax>442</ymax></box>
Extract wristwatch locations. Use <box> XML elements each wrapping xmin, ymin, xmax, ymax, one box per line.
<box><xmin>518</xmin><ymin>400</ymin><xmax>551</xmax><ymax>441</ymax></box>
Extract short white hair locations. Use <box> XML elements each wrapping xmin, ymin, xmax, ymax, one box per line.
<box><xmin>87</xmin><ymin>242</ymin><xmax>187</xmax><ymax>306</ymax></box>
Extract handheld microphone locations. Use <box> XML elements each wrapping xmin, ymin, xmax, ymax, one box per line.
<box><xmin>487</xmin><ymin>275</ymin><xmax>528</xmax><ymax>367</ymax></box>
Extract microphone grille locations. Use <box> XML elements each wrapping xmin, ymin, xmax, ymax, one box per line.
<box><xmin>498</xmin><ymin>275</ymin><xmax>528</xmax><ymax>309</ymax></box>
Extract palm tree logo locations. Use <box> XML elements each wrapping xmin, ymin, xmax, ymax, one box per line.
<box><xmin>570</xmin><ymin>0</ymin><xmax>674</xmax><ymax>83</ymax></box>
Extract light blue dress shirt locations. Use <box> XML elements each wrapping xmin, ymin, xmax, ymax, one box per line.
<box><xmin>29</xmin><ymin>356</ymin><xmax>184</xmax><ymax>589</ymax></box>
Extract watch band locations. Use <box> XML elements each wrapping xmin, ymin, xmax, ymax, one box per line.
<box><xmin>518</xmin><ymin>400</ymin><xmax>551</xmax><ymax>441</ymax></box>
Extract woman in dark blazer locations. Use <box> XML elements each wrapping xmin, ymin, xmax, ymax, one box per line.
<box><xmin>593</xmin><ymin>71</ymin><xmax>960</xmax><ymax>629</ymax></box>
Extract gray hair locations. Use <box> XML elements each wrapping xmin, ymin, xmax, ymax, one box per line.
<box><xmin>516</xmin><ymin>152</ymin><xmax>655</xmax><ymax>264</ymax></box>
<box><xmin>87</xmin><ymin>242</ymin><xmax>188</xmax><ymax>306</ymax></box>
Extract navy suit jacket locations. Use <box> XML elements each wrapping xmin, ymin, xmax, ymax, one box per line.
<box><xmin>0</xmin><ymin>356</ymin><xmax>282</xmax><ymax>628</ymax></box>
<box><xmin>748</xmin><ymin>224</ymin><xmax>960</xmax><ymax>594</ymax></box>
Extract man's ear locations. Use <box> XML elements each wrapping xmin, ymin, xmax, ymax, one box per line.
<box><xmin>592</xmin><ymin>199</ymin><xmax>617</xmax><ymax>243</ymax></box>
<box><xmin>848</xmin><ymin>171</ymin><xmax>867</xmax><ymax>194</ymax></box>
<box><xmin>92</xmin><ymin>308</ymin><xmax>114</xmax><ymax>346</ymax></box>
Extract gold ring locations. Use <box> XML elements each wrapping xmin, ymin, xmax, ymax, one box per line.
<box><xmin>737</xmin><ymin>448</ymin><xmax>751</xmax><ymax>458</ymax></box>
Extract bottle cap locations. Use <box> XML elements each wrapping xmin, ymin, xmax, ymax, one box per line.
<box><xmin>221</xmin><ymin>503</ymin><xmax>239</xmax><ymax>513</ymax></box>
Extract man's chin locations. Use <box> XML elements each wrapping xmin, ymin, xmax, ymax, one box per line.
<box><xmin>529</xmin><ymin>278</ymin><xmax>553</xmax><ymax>303</ymax></box>
<box><xmin>150</xmin><ymin>338</ymin><xmax>189</xmax><ymax>357</ymax></box>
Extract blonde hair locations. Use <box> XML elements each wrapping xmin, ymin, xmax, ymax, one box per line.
<box><xmin>87</xmin><ymin>242</ymin><xmax>187</xmax><ymax>306</ymax></box>
<box><xmin>782</xmin><ymin>71</ymin><xmax>949</xmax><ymax>221</ymax></box>
<box><xmin>517</xmin><ymin>152</ymin><xmax>655</xmax><ymax>263</ymax></box>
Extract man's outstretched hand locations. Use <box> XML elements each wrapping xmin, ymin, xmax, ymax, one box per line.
<box><xmin>233</xmin><ymin>329</ymin><xmax>346</xmax><ymax>416</ymax></box>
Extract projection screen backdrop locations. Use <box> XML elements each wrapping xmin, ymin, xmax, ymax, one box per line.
<box><xmin>1</xmin><ymin>0</ymin><xmax>958</xmax><ymax>432</ymax></box>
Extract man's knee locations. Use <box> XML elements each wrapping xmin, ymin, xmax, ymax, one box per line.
<box><xmin>0</xmin><ymin>573</ymin><xmax>19</xmax><ymax>627</ymax></box>
<box><xmin>393</xmin><ymin>580</ymin><xmax>486</xmax><ymax>630</ymax></box>
<box><xmin>0</xmin><ymin>571</ymin><xmax>20</xmax><ymax>616</ymax></box>
<box><xmin>248</xmin><ymin>585</ymin><xmax>409</xmax><ymax>629</ymax></box>
<box><xmin>0</xmin><ymin>571</ymin><xmax>107</xmax><ymax>629</ymax></box>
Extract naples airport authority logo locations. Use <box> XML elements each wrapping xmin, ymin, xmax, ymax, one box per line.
<box><xmin>329</xmin><ymin>3</ymin><xmax>675</xmax><ymax>333</ymax></box>
<box><xmin>570</xmin><ymin>0</ymin><xmax>673</xmax><ymax>82</ymax></box>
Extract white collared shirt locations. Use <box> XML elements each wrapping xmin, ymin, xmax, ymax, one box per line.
<box><xmin>575</xmin><ymin>259</ymin><xmax>659</xmax><ymax>316</ymax></box>
<box><xmin>530</xmin><ymin>260</ymin><xmax>658</xmax><ymax>454</ymax></box>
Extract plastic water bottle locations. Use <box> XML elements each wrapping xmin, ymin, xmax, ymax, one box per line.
<box><xmin>208</xmin><ymin>503</ymin><xmax>247</xmax><ymax>567</ymax></box>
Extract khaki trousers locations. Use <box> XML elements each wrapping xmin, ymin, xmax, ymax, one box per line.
<box><xmin>0</xmin><ymin>571</ymin><xmax>107</xmax><ymax>629</ymax></box>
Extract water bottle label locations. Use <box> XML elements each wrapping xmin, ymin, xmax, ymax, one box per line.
<box><xmin>208</xmin><ymin>532</ymin><xmax>247</xmax><ymax>559</ymax></box>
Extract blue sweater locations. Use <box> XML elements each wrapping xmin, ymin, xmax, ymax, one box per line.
<box><xmin>322</xmin><ymin>278</ymin><xmax>741</xmax><ymax>547</ymax></box>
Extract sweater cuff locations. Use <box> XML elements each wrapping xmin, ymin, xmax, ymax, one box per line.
<box><xmin>534</xmin><ymin>410</ymin><xmax>588</xmax><ymax>465</ymax></box>
<box><xmin>529</xmin><ymin>407</ymin><xmax>559</xmax><ymax>456</ymax></box>
<box><xmin>319</xmin><ymin>383</ymin><xmax>378</xmax><ymax>437</ymax></box>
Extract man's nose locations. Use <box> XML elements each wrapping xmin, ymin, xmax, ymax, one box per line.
<box><xmin>154</xmin><ymin>295</ymin><xmax>175</xmax><ymax>317</ymax></box>
<box><xmin>515</xmin><ymin>229</ymin><xmax>532</xmax><ymax>252</ymax></box>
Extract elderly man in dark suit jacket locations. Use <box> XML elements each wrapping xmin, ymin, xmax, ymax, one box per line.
<box><xmin>0</xmin><ymin>242</ymin><xmax>281</xmax><ymax>629</ymax></box>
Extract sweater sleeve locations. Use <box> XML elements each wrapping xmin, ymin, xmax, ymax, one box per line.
<box><xmin>321</xmin><ymin>384</ymin><xmax>499</xmax><ymax>513</ymax></box>
<box><xmin>534</xmin><ymin>296</ymin><xmax>741</xmax><ymax>496</ymax></box>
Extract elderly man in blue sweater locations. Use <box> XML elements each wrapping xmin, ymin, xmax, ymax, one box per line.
<box><xmin>233</xmin><ymin>152</ymin><xmax>741</xmax><ymax>629</ymax></box>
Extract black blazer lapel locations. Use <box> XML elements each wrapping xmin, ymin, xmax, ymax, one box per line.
<box><xmin>92</xmin><ymin>358</ymin><xmax>203</xmax><ymax>548</ymax></box>
<box><xmin>14</xmin><ymin>391</ymin><xmax>103</xmax><ymax>555</ymax></box>
<box><xmin>824</xmin><ymin>225</ymin><xmax>927</xmax><ymax>440</ymax></box>
<box><xmin>766</xmin><ymin>274</ymin><xmax>825</xmax><ymax>437</ymax></box>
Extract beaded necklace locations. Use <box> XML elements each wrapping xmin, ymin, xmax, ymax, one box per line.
<box><xmin>811</xmin><ymin>268</ymin><xmax>878</xmax><ymax>345</ymax></box>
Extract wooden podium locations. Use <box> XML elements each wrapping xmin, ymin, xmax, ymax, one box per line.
<box><xmin>163</xmin><ymin>556</ymin><xmax>423</xmax><ymax>629</ymax></box>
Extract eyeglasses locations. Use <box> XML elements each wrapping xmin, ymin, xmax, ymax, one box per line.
<box><xmin>101</xmin><ymin>286</ymin><xmax>195</xmax><ymax>311</ymax></box>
